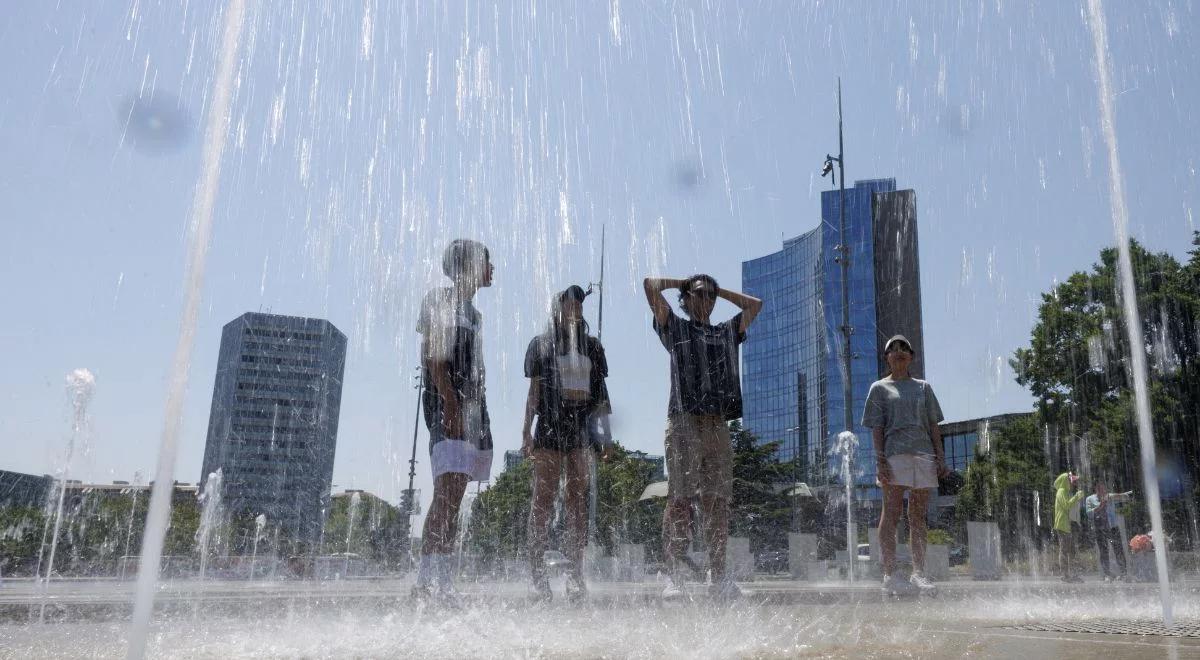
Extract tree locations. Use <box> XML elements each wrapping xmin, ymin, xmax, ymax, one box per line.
<box><xmin>467</xmin><ymin>459</ymin><xmax>533</xmax><ymax>570</ymax></box>
<box><xmin>954</xmin><ymin>415</ymin><xmax>1053</xmax><ymax>559</ymax></box>
<box><xmin>1010</xmin><ymin>233</ymin><xmax>1200</xmax><ymax>546</ymax></box>
<box><xmin>728</xmin><ymin>421</ymin><xmax>795</xmax><ymax>558</ymax></box>
<box><xmin>0</xmin><ymin>506</ymin><xmax>46</xmax><ymax>576</ymax></box>
<box><xmin>466</xmin><ymin>443</ymin><xmax>665</xmax><ymax>568</ymax></box>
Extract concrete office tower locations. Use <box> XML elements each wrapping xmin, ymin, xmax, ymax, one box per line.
<box><xmin>742</xmin><ymin>178</ymin><xmax>923</xmax><ymax>494</ymax></box>
<box><xmin>200</xmin><ymin>312</ymin><xmax>347</xmax><ymax>547</ymax></box>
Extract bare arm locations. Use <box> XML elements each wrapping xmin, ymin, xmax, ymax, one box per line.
<box><xmin>425</xmin><ymin>355</ymin><xmax>461</xmax><ymax>438</ymax></box>
<box><xmin>931</xmin><ymin>423</ymin><xmax>948</xmax><ymax>476</ymax></box>
<box><xmin>717</xmin><ymin>288</ymin><xmax>763</xmax><ymax>334</ymax></box>
<box><xmin>873</xmin><ymin>427</ymin><xmax>891</xmax><ymax>485</ymax></box>
<box><xmin>643</xmin><ymin>277</ymin><xmax>683</xmax><ymax>327</ymax></box>
<box><xmin>522</xmin><ymin>377</ymin><xmax>540</xmax><ymax>454</ymax></box>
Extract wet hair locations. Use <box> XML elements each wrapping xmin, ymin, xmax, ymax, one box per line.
<box><xmin>678</xmin><ymin>274</ymin><xmax>719</xmax><ymax>318</ymax></box>
<box><xmin>442</xmin><ymin>239</ymin><xmax>490</xmax><ymax>280</ymax></box>
<box><xmin>548</xmin><ymin>290</ymin><xmax>590</xmax><ymax>355</ymax></box>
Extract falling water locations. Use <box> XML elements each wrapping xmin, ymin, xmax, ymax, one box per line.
<box><xmin>126</xmin><ymin>1</ymin><xmax>249</xmax><ymax>654</ymax></box>
<box><xmin>121</xmin><ymin>486</ymin><xmax>140</xmax><ymax>580</ymax></box>
<box><xmin>456</xmin><ymin>492</ymin><xmax>478</xmax><ymax>577</ymax></box>
<box><xmin>196</xmin><ymin>470</ymin><xmax>225</xmax><ymax>580</ymax></box>
<box><xmin>343</xmin><ymin>492</ymin><xmax>361</xmax><ymax>577</ymax></box>
<box><xmin>249</xmin><ymin>514</ymin><xmax>266</xmax><ymax>579</ymax></box>
<box><xmin>833</xmin><ymin>431</ymin><xmax>858</xmax><ymax>583</ymax></box>
<box><xmin>37</xmin><ymin>369</ymin><xmax>96</xmax><ymax>621</ymax></box>
<box><xmin>1085</xmin><ymin>0</ymin><xmax>1173</xmax><ymax>626</ymax></box>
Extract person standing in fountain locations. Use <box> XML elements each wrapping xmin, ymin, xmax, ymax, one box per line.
<box><xmin>522</xmin><ymin>285</ymin><xmax>613</xmax><ymax>603</ymax></box>
<box><xmin>412</xmin><ymin>239</ymin><xmax>495</xmax><ymax>605</ymax></box>
<box><xmin>644</xmin><ymin>274</ymin><xmax>762</xmax><ymax>602</ymax></box>
<box><xmin>1053</xmin><ymin>471</ymin><xmax>1085</xmax><ymax>583</ymax></box>
<box><xmin>1086</xmin><ymin>482</ymin><xmax>1132</xmax><ymax>582</ymax></box>
<box><xmin>862</xmin><ymin>335</ymin><xmax>947</xmax><ymax>596</ymax></box>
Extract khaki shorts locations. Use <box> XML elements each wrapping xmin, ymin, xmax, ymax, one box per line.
<box><xmin>885</xmin><ymin>453</ymin><xmax>938</xmax><ymax>490</ymax></box>
<box><xmin>664</xmin><ymin>413</ymin><xmax>732</xmax><ymax>500</ymax></box>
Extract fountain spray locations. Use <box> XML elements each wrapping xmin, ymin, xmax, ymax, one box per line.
<box><xmin>1085</xmin><ymin>0</ymin><xmax>1173</xmax><ymax>627</ymax></box>
<box><xmin>126</xmin><ymin>0</ymin><xmax>249</xmax><ymax>656</ymax></box>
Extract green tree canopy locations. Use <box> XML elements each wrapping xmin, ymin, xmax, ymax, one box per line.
<box><xmin>1009</xmin><ymin>233</ymin><xmax>1200</xmax><ymax>543</ymax></box>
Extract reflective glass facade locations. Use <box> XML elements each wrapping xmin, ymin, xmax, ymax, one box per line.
<box><xmin>822</xmin><ymin>178</ymin><xmax>897</xmax><ymax>488</ymax></box>
<box><xmin>742</xmin><ymin>229</ymin><xmax>826</xmax><ymax>483</ymax></box>
<box><xmin>201</xmin><ymin>312</ymin><xmax>347</xmax><ymax>546</ymax></box>
<box><xmin>742</xmin><ymin>178</ymin><xmax>923</xmax><ymax>495</ymax></box>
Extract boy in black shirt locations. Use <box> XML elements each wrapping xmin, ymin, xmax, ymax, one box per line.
<box><xmin>643</xmin><ymin>274</ymin><xmax>761</xmax><ymax>601</ymax></box>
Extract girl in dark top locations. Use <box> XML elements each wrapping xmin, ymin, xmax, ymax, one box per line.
<box><xmin>522</xmin><ymin>285</ymin><xmax>612</xmax><ymax>602</ymax></box>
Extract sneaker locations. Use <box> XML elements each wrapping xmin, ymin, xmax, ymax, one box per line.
<box><xmin>530</xmin><ymin>577</ymin><xmax>553</xmax><ymax>603</ymax></box>
<box><xmin>410</xmin><ymin>582</ymin><xmax>434</xmax><ymax>602</ymax></box>
<box><xmin>909</xmin><ymin>572</ymin><xmax>937</xmax><ymax>594</ymax></box>
<box><xmin>662</xmin><ymin>577</ymin><xmax>686</xmax><ymax>600</ymax></box>
<box><xmin>565</xmin><ymin>574</ymin><xmax>587</xmax><ymax>603</ymax></box>
<box><xmin>882</xmin><ymin>573</ymin><xmax>916</xmax><ymax>596</ymax></box>
<box><xmin>436</xmin><ymin>582</ymin><xmax>465</xmax><ymax>610</ymax></box>
<box><xmin>708</xmin><ymin>579</ymin><xmax>742</xmax><ymax>603</ymax></box>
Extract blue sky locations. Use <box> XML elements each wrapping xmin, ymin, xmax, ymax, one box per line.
<box><xmin>1</xmin><ymin>2</ymin><xmax>1196</xmax><ymax>524</ymax></box>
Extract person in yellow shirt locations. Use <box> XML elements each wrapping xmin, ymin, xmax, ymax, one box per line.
<box><xmin>1053</xmin><ymin>471</ymin><xmax>1085</xmax><ymax>583</ymax></box>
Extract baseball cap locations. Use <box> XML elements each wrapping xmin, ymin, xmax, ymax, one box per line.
<box><xmin>884</xmin><ymin>335</ymin><xmax>913</xmax><ymax>353</ymax></box>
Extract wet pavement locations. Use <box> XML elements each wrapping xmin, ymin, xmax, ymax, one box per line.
<box><xmin>1</xmin><ymin>576</ymin><xmax>1198</xmax><ymax>658</ymax></box>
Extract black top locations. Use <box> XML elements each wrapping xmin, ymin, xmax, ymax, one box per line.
<box><xmin>524</xmin><ymin>330</ymin><xmax>610</xmax><ymax>420</ymax></box>
<box><xmin>416</xmin><ymin>287</ymin><xmax>492</xmax><ymax>449</ymax></box>
<box><xmin>653</xmin><ymin>309</ymin><xmax>745</xmax><ymax>420</ymax></box>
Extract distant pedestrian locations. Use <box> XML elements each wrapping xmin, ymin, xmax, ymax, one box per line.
<box><xmin>411</xmin><ymin>239</ymin><xmax>495</xmax><ymax>605</ymax></box>
<box><xmin>523</xmin><ymin>285</ymin><xmax>612</xmax><ymax>603</ymax></box>
<box><xmin>644</xmin><ymin>274</ymin><xmax>762</xmax><ymax>602</ymax></box>
<box><xmin>1053</xmin><ymin>471</ymin><xmax>1085</xmax><ymax>583</ymax></box>
<box><xmin>1129</xmin><ymin>532</ymin><xmax>1156</xmax><ymax>582</ymax></box>
<box><xmin>1084</xmin><ymin>482</ymin><xmax>1132</xmax><ymax>581</ymax></box>
<box><xmin>862</xmin><ymin>335</ymin><xmax>947</xmax><ymax>596</ymax></box>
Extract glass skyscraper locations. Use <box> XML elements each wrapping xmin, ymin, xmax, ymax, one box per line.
<box><xmin>742</xmin><ymin>178</ymin><xmax>924</xmax><ymax>495</ymax></box>
<box><xmin>201</xmin><ymin>312</ymin><xmax>347</xmax><ymax>546</ymax></box>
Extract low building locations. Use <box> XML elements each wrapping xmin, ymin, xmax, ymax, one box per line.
<box><xmin>0</xmin><ymin>469</ymin><xmax>52</xmax><ymax>509</ymax></box>
<box><xmin>628</xmin><ymin>451</ymin><xmax>666</xmax><ymax>481</ymax></box>
<box><xmin>503</xmin><ymin>449</ymin><xmax>525</xmax><ymax>473</ymax></box>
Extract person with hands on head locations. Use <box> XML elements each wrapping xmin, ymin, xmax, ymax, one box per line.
<box><xmin>643</xmin><ymin>274</ymin><xmax>762</xmax><ymax>603</ymax></box>
<box><xmin>862</xmin><ymin>335</ymin><xmax>947</xmax><ymax>596</ymax></box>
<box><xmin>412</xmin><ymin>239</ymin><xmax>495</xmax><ymax>606</ymax></box>
<box><xmin>521</xmin><ymin>285</ymin><xmax>612</xmax><ymax>603</ymax></box>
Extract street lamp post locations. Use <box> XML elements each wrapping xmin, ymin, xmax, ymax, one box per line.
<box><xmin>400</xmin><ymin>367</ymin><xmax>422</xmax><ymax>568</ymax></box>
<box><xmin>822</xmin><ymin>77</ymin><xmax>855</xmax><ymax>582</ymax></box>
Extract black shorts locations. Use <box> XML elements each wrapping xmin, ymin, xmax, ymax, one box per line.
<box><xmin>534</xmin><ymin>403</ymin><xmax>592</xmax><ymax>452</ymax></box>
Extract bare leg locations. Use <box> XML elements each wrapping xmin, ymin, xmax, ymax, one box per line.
<box><xmin>562</xmin><ymin>448</ymin><xmax>590</xmax><ymax>575</ymax></box>
<box><xmin>700</xmin><ymin>494</ymin><xmax>730</xmax><ymax>582</ymax></box>
<box><xmin>908</xmin><ymin>488</ymin><xmax>930</xmax><ymax>574</ymax></box>
<box><xmin>879</xmin><ymin>484</ymin><xmax>906</xmax><ymax>576</ymax></box>
<box><xmin>662</xmin><ymin>498</ymin><xmax>693</xmax><ymax>576</ymax></box>
<box><xmin>421</xmin><ymin>472</ymin><xmax>469</xmax><ymax>555</ymax></box>
<box><xmin>527</xmin><ymin>449</ymin><xmax>563</xmax><ymax>585</ymax></box>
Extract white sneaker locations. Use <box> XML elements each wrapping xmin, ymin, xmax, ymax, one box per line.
<box><xmin>565</xmin><ymin>574</ymin><xmax>587</xmax><ymax>603</ymax></box>
<box><xmin>882</xmin><ymin>573</ymin><xmax>916</xmax><ymax>596</ymax></box>
<box><xmin>909</xmin><ymin>572</ymin><xmax>937</xmax><ymax>594</ymax></box>
<box><xmin>662</xmin><ymin>577</ymin><xmax>686</xmax><ymax>600</ymax></box>
<box><xmin>530</xmin><ymin>577</ymin><xmax>553</xmax><ymax>603</ymax></box>
<box><xmin>708</xmin><ymin>579</ymin><xmax>742</xmax><ymax>603</ymax></box>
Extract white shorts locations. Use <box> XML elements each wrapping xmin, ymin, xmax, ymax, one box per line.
<box><xmin>885</xmin><ymin>453</ymin><xmax>937</xmax><ymax>490</ymax></box>
<box><xmin>431</xmin><ymin>438</ymin><xmax>493</xmax><ymax>482</ymax></box>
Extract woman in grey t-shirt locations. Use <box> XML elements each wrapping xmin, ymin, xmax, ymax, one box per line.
<box><xmin>861</xmin><ymin>335</ymin><xmax>946</xmax><ymax>596</ymax></box>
